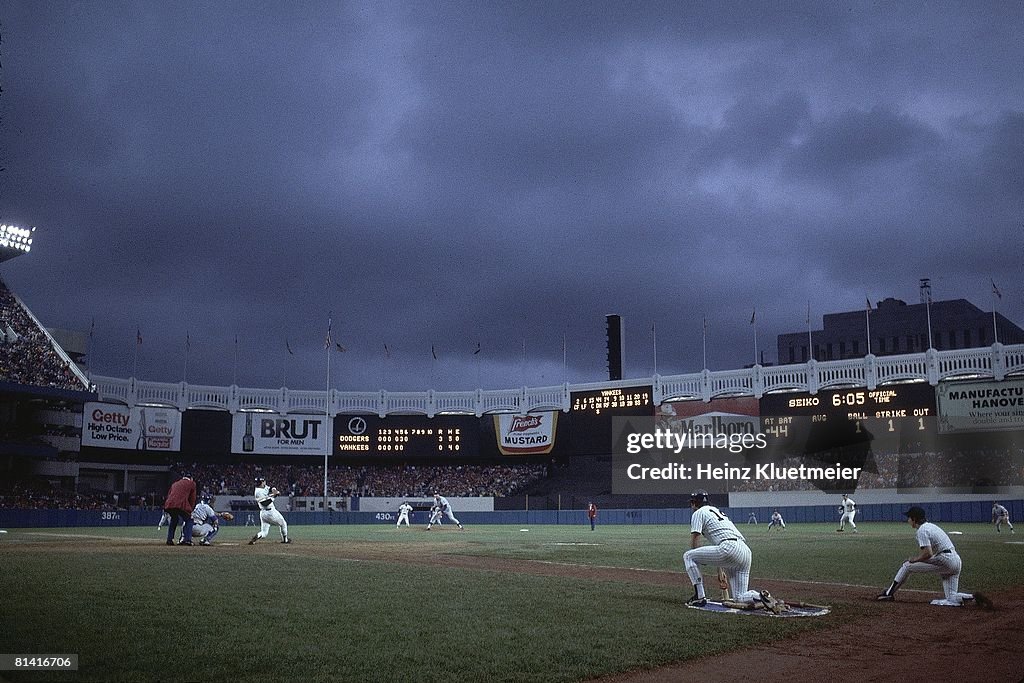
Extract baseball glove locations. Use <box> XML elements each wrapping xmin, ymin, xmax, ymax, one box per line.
<box><xmin>219</xmin><ymin>511</ymin><xmax>234</xmax><ymax>521</ymax></box>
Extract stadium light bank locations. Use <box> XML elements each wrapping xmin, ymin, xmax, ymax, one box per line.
<box><xmin>0</xmin><ymin>224</ymin><xmax>35</xmax><ymax>254</ymax></box>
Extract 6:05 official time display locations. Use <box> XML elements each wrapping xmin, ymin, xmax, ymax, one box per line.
<box><xmin>334</xmin><ymin>414</ymin><xmax>479</xmax><ymax>456</ymax></box>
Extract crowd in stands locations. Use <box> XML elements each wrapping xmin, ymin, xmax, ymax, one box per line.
<box><xmin>0</xmin><ymin>278</ymin><xmax>87</xmax><ymax>391</ymax></box>
<box><xmin>732</xmin><ymin>446</ymin><xmax>1024</xmax><ymax>492</ymax></box>
<box><xmin>0</xmin><ymin>479</ymin><xmax>122</xmax><ymax>510</ymax></box>
<box><xmin>175</xmin><ymin>461</ymin><xmax>547</xmax><ymax>499</ymax></box>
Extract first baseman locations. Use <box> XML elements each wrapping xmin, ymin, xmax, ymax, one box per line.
<box><xmin>248</xmin><ymin>476</ymin><xmax>291</xmax><ymax>544</ymax></box>
<box><xmin>838</xmin><ymin>493</ymin><xmax>858</xmax><ymax>533</ymax></box>
<box><xmin>683</xmin><ymin>489</ymin><xmax>776</xmax><ymax>610</ymax></box>
<box><xmin>876</xmin><ymin>506</ymin><xmax>990</xmax><ymax>607</ymax></box>
<box><xmin>992</xmin><ymin>502</ymin><xmax>1014</xmax><ymax>533</ymax></box>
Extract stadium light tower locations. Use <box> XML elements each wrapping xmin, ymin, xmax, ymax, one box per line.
<box><xmin>0</xmin><ymin>224</ymin><xmax>36</xmax><ymax>264</ymax></box>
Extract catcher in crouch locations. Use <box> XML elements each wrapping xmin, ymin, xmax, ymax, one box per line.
<box><xmin>190</xmin><ymin>494</ymin><xmax>232</xmax><ymax>545</ymax></box>
<box><xmin>683</xmin><ymin>489</ymin><xmax>779</xmax><ymax>612</ymax></box>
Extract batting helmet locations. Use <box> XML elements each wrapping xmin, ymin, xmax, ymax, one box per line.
<box><xmin>690</xmin><ymin>489</ymin><xmax>710</xmax><ymax>508</ymax></box>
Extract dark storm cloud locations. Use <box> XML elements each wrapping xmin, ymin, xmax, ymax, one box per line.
<box><xmin>1</xmin><ymin>1</ymin><xmax>1022</xmax><ymax>391</ymax></box>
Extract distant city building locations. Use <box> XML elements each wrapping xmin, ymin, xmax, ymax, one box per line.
<box><xmin>777</xmin><ymin>297</ymin><xmax>1024</xmax><ymax>365</ymax></box>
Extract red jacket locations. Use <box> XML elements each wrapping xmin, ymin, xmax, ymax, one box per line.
<box><xmin>163</xmin><ymin>477</ymin><xmax>196</xmax><ymax>513</ymax></box>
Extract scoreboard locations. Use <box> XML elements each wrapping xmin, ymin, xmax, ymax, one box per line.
<box><xmin>334</xmin><ymin>414</ymin><xmax>479</xmax><ymax>457</ymax></box>
<box><xmin>570</xmin><ymin>385</ymin><xmax>653</xmax><ymax>455</ymax></box>
<box><xmin>759</xmin><ymin>383</ymin><xmax>937</xmax><ymax>455</ymax></box>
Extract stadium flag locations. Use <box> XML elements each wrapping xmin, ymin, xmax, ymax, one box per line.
<box><xmin>431</xmin><ymin>344</ymin><xmax>438</xmax><ymax>360</ymax></box>
<box><xmin>185</xmin><ymin>331</ymin><xmax>191</xmax><ymax>351</ymax></box>
<box><xmin>286</xmin><ymin>339</ymin><xmax>294</xmax><ymax>355</ymax></box>
<box><xmin>750</xmin><ymin>309</ymin><xmax>756</xmax><ymax>325</ymax></box>
<box><xmin>89</xmin><ymin>317</ymin><xmax>95</xmax><ymax>340</ymax></box>
<box><xmin>335</xmin><ymin>342</ymin><xmax>346</xmax><ymax>353</ymax></box>
<box><xmin>136</xmin><ymin>328</ymin><xmax>143</xmax><ymax>346</ymax></box>
<box><xmin>325</xmin><ymin>315</ymin><xmax>333</xmax><ymax>349</ymax></box>
<box><xmin>473</xmin><ymin>341</ymin><xmax>481</xmax><ymax>355</ymax></box>
<box><xmin>384</xmin><ymin>343</ymin><xmax>390</xmax><ymax>358</ymax></box>
<box><xmin>992</xmin><ymin>279</ymin><xmax>1002</xmax><ymax>299</ymax></box>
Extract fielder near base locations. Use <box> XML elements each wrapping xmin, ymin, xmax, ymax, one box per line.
<box><xmin>683</xmin><ymin>489</ymin><xmax>777</xmax><ymax>611</ymax></box>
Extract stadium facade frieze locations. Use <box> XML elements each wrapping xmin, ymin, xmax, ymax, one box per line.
<box><xmin>89</xmin><ymin>343</ymin><xmax>1024</xmax><ymax>416</ymax></box>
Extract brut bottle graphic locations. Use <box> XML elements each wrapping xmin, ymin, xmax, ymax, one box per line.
<box><xmin>242</xmin><ymin>412</ymin><xmax>255</xmax><ymax>452</ymax></box>
<box><xmin>136</xmin><ymin>409</ymin><xmax>148</xmax><ymax>450</ymax></box>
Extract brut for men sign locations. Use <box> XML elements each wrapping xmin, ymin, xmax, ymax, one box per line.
<box><xmin>82</xmin><ymin>402</ymin><xmax>182</xmax><ymax>451</ymax></box>
<box><xmin>231</xmin><ymin>412</ymin><xmax>330</xmax><ymax>455</ymax></box>
<box><xmin>937</xmin><ymin>378</ymin><xmax>1024</xmax><ymax>433</ymax></box>
<box><xmin>494</xmin><ymin>412</ymin><xmax>558</xmax><ymax>455</ymax></box>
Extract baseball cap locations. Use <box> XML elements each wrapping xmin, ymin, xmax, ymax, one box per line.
<box><xmin>904</xmin><ymin>506</ymin><xmax>926</xmax><ymax>522</ymax></box>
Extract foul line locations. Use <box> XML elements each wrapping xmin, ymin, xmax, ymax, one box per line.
<box><xmin>516</xmin><ymin>558</ymin><xmax>932</xmax><ymax>593</ymax></box>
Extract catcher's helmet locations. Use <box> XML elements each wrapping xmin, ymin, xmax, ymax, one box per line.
<box><xmin>690</xmin><ymin>489</ymin><xmax>710</xmax><ymax>508</ymax></box>
<box><xmin>200</xmin><ymin>494</ymin><xmax>211</xmax><ymax>504</ymax></box>
<box><xmin>255</xmin><ymin>476</ymin><xmax>266</xmax><ymax>485</ymax></box>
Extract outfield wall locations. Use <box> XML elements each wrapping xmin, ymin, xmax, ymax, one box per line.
<box><xmin>1</xmin><ymin>500</ymin><xmax>1020</xmax><ymax>528</ymax></box>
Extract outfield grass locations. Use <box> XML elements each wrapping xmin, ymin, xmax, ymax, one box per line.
<box><xmin>1</xmin><ymin>522</ymin><xmax>1020</xmax><ymax>682</ymax></box>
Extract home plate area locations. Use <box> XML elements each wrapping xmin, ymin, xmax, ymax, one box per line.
<box><xmin>688</xmin><ymin>599</ymin><xmax>830</xmax><ymax>618</ymax></box>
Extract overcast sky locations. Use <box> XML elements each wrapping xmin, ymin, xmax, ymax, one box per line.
<box><xmin>1</xmin><ymin>1</ymin><xmax>1022</xmax><ymax>393</ymax></box>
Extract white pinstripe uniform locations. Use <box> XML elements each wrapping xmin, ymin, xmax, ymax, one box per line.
<box><xmin>889</xmin><ymin>521</ymin><xmax>975</xmax><ymax>605</ymax></box>
<box><xmin>250</xmin><ymin>481</ymin><xmax>289</xmax><ymax>543</ymax></box>
<box><xmin>839</xmin><ymin>494</ymin><xmax>857</xmax><ymax>532</ymax></box>
<box><xmin>427</xmin><ymin>494</ymin><xmax>463</xmax><ymax>530</ymax></box>
<box><xmin>683</xmin><ymin>504</ymin><xmax>761</xmax><ymax>603</ymax></box>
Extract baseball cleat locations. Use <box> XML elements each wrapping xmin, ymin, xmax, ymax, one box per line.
<box><xmin>166</xmin><ymin>540</ymin><xmax>174</xmax><ymax>546</ymax></box>
<box><xmin>281</xmin><ymin>538</ymin><xmax>291</xmax><ymax>544</ymax></box>
<box><xmin>200</xmin><ymin>540</ymin><xmax>211</xmax><ymax>546</ymax></box>
<box><xmin>686</xmin><ymin>596</ymin><xmax>707</xmax><ymax>607</ymax></box>
<box><xmin>876</xmin><ymin>593</ymin><xmax>894</xmax><ymax>601</ymax></box>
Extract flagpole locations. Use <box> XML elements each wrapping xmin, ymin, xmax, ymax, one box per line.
<box><xmin>133</xmin><ymin>328</ymin><xmax>141</xmax><ymax>378</ymax></box>
<box><xmin>702</xmin><ymin>316</ymin><xmax>707</xmax><ymax>371</ymax></box>
<box><xmin>806</xmin><ymin>302</ymin><xmax>813</xmax><ymax>361</ymax></box>
<box><xmin>474</xmin><ymin>341</ymin><xmax>481</xmax><ymax>388</ymax></box>
<box><xmin>562</xmin><ymin>332</ymin><xmax>567</xmax><ymax>383</ymax></box>
<box><xmin>751</xmin><ymin>310</ymin><xmax>758</xmax><ymax>366</ymax></box>
<box><xmin>865</xmin><ymin>298</ymin><xmax>872</xmax><ymax>355</ymax></box>
<box><xmin>183</xmin><ymin>333</ymin><xmax>190</xmax><ymax>383</ymax></box>
<box><xmin>232</xmin><ymin>335</ymin><xmax>238</xmax><ymax>385</ymax></box>
<box><xmin>652</xmin><ymin>322</ymin><xmax>658</xmax><ymax>375</ymax></box>
<box><xmin>991</xmin><ymin>280</ymin><xmax>1001</xmax><ymax>344</ymax></box>
<box><xmin>324</xmin><ymin>316</ymin><xmax>332</xmax><ymax>510</ymax></box>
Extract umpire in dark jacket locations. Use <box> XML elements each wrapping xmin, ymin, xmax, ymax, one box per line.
<box><xmin>163</xmin><ymin>474</ymin><xmax>197</xmax><ymax>546</ymax></box>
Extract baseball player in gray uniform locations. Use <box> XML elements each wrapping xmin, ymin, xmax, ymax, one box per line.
<box><xmin>248</xmin><ymin>476</ymin><xmax>291</xmax><ymax>544</ymax></box>
<box><xmin>190</xmin><ymin>495</ymin><xmax>220</xmax><ymax>546</ymax></box>
<box><xmin>838</xmin><ymin>494</ymin><xmax>858</xmax><ymax>533</ymax></box>
<box><xmin>992</xmin><ymin>502</ymin><xmax>1014</xmax><ymax>533</ymax></box>
<box><xmin>427</xmin><ymin>493</ymin><xmax>464</xmax><ymax>530</ymax></box>
<box><xmin>683</xmin><ymin>489</ymin><xmax>776</xmax><ymax>610</ymax></box>
<box><xmin>876</xmin><ymin>506</ymin><xmax>991</xmax><ymax>607</ymax></box>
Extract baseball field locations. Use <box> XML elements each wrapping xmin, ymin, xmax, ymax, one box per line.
<box><xmin>2</xmin><ymin>522</ymin><xmax>1023</xmax><ymax>682</ymax></box>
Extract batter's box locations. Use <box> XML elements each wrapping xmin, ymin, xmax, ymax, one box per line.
<box><xmin>687</xmin><ymin>600</ymin><xmax>830</xmax><ymax>618</ymax></box>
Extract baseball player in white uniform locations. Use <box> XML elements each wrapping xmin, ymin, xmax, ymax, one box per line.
<box><xmin>877</xmin><ymin>506</ymin><xmax>991</xmax><ymax>607</ymax></box>
<box><xmin>191</xmin><ymin>495</ymin><xmax>220</xmax><ymax>546</ymax></box>
<box><xmin>683</xmin><ymin>489</ymin><xmax>776</xmax><ymax>610</ymax></box>
<box><xmin>992</xmin><ymin>502</ymin><xmax>1014</xmax><ymax>533</ymax></box>
<box><xmin>427</xmin><ymin>493</ymin><xmax>464</xmax><ymax>530</ymax></box>
<box><xmin>248</xmin><ymin>477</ymin><xmax>290</xmax><ymax>544</ymax></box>
<box><xmin>396</xmin><ymin>502</ymin><xmax>413</xmax><ymax>527</ymax></box>
<box><xmin>838</xmin><ymin>494</ymin><xmax>858</xmax><ymax>533</ymax></box>
<box><xmin>768</xmin><ymin>509</ymin><xmax>786</xmax><ymax>531</ymax></box>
